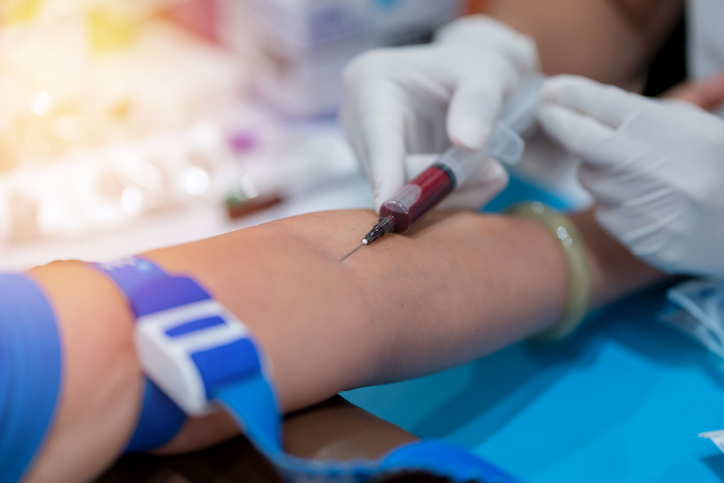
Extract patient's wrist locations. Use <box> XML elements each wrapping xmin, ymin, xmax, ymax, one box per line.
<box><xmin>506</xmin><ymin>203</ymin><xmax>592</xmax><ymax>340</ymax></box>
<box><xmin>568</xmin><ymin>211</ymin><xmax>666</xmax><ymax>307</ymax></box>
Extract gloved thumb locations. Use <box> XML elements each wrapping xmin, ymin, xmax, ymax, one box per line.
<box><xmin>539</xmin><ymin>76</ymin><xmax>661</xmax><ymax>171</ymax></box>
<box><xmin>447</xmin><ymin>74</ymin><xmax>507</xmax><ymax>151</ymax></box>
<box><xmin>538</xmin><ymin>103</ymin><xmax>614</xmax><ymax>161</ymax></box>
<box><xmin>542</xmin><ymin>75</ymin><xmax>651</xmax><ymax>128</ymax></box>
<box><xmin>366</xmin><ymin>115</ymin><xmax>408</xmax><ymax>213</ymax></box>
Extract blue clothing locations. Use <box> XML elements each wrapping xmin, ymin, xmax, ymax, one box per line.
<box><xmin>0</xmin><ymin>274</ymin><xmax>62</xmax><ymax>483</ymax></box>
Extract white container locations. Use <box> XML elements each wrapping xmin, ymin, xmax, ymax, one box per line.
<box><xmin>219</xmin><ymin>0</ymin><xmax>463</xmax><ymax>116</ymax></box>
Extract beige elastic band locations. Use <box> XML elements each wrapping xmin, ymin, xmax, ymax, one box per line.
<box><xmin>507</xmin><ymin>201</ymin><xmax>592</xmax><ymax>340</ymax></box>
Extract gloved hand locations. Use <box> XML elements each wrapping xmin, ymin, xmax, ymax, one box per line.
<box><xmin>538</xmin><ymin>75</ymin><xmax>724</xmax><ymax>279</ymax></box>
<box><xmin>341</xmin><ymin>15</ymin><xmax>539</xmax><ymax>212</ymax></box>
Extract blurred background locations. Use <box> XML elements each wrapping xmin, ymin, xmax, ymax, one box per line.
<box><xmin>0</xmin><ymin>0</ymin><xmax>483</xmax><ymax>270</ymax></box>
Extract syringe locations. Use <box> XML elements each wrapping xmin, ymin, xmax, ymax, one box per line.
<box><xmin>340</xmin><ymin>75</ymin><xmax>543</xmax><ymax>262</ymax></box>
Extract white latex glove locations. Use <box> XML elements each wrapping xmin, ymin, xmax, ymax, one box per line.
<box><xmin>342</xmin><ymin>15</ymin><xmax>539</xmax><ymax>212</ymax></box>
<box><xmin>539</xmin><ymin>75</ymin><xmax>724</xmax><ymax>279</ymax></box>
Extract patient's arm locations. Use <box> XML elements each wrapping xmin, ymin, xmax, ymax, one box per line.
<box><xmin>25</xmin><ymin>209</ymin><xmax>662</xmax><ymax>483</ymax></box>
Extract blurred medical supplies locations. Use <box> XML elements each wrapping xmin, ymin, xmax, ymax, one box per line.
<box><xmin>700</xmin><ymin>430</ymin><xmax>724</xmax><ymax>454</ymax></box>
<box><xmin>167</xmin><ymin>0</ymin><xmax>218</xmax><ymax>42</ymax></box>
<box><xmin>0</xmin><ymin>10</ymin><xmax>244</xmax><ymax>167</ymax></box>
<box><xmin>0</xmin><ymin>121</ymin><xmax>233</xmax><ymax>242</ymax></box>
<box><xmin>219</xmin><ymin>0</ymin><xmax>464</xmax><ymax>116</ymax></box>
<box><xmin>0</xmin><ymin>0</ymin><xmax>425</xmax><ymax>247</ymax></box>
<box><xmin>0</xmin><ymin>1</ymin><xmax>248</xmax><ymax>244</ymax></box>
<box><xmin>224</xmin><ymin>129</ymin><xmax>359</xmax><ymax>219</ymax></box>
<box><xmin>661</xmin><ymin>279</ymin><xmax>724</xmax><ymax>360</ymax></box>
<box><xmin>0</xmin><ymin>115</ymin><xmax>360</xmax><ymax>243</ymax></box>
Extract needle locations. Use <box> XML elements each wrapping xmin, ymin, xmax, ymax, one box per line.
<box><xmin>339</xmin><ymin>240</ymin><xmax>367</xmax><ymax>262</ymax></box>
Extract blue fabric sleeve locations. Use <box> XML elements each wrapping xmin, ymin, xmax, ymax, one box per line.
<box><xmin>0</xmin><ymin>274</ymin><xmax>62</xmax><ymax>483</ymax></box>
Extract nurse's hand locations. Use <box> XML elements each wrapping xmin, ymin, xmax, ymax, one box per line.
<box><xmin>342</xmin><ymin>15</ymin><xmax>538</xmax><ymax>211</ymax></box>
<box><xmin>539</xmin><ymin>75</ymin><xmax>724</xmax><ymax>279</ymax></box>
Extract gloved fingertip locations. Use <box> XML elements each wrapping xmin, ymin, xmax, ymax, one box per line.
<box><xmin>479</xmin><ymin>159</ymin><xmax>509</xmax><ymax>186</ymax></box>
<box><xmin>439</xmin><ymin>170</ymin><xmax>508</xmax><ymax>210</ymax></box>
<box><xmin>405</xmin><ymin>154</ymin><xmax>439</xmax><ymax>179</ymax></box>
<box><xmin>541</xmin><ymin>75</ymin><xmax>590</xmax><ymax>103</ymax></box>
<box><xmin>537</xmin><ymin>102</ymin><xmax>580</xmax><ymax>131</ymax></box>
<box><xmin>372</xmin><ymin>183</ymin><xmax>383</xmax><ymax>214</ymax></box>
<box><xmin>540</xmin><ymin>77</ymin><xmax>566</xmax><ymax>103</ymax></box>
<box><xmin>450</xmin><ymin>120</ymin><xmax>491</xmax><ymax>151</ymax></box>
<box><xmin>373</xmin><ymin>182</ymin><xmax>394</xmax><ymax>214</ymax></box>
<box><xmin>536</xmin><ymin>104</ymin><xmax>564</xmax><ymax>132</ymax></box>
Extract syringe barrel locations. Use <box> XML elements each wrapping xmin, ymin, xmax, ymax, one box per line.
<box><xmin>380</xmin><ymin>164</ymin><xmax>454</xmax><ymax>233</ymax></box>
<box><xmin>437</xmin><ymin>74</ymin><xmax>544</xmax><ymax>186</ymax></box>
<box><xmin>377</xmin><ymin>75</ymin><xmax>543</xmax><ymax>236</ymax></box>
<box><xmin>440</xmin><ymin>121</ymin><xmax>523</xmax><ymax>187</ymax></box>
<box><xmin>379</xmin><ymin>121</ymin><xmax>524</xmax><ymax>234</ymax></box>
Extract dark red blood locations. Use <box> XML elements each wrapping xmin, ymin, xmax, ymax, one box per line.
<box><xmin>380</xmin><ymin>166</ymin><xmax>453</xmax><ymax>234</ymax></box>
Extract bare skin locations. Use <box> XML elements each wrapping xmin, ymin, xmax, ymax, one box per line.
<box><xmin>663</xmin><ymin>72</ymin><xmax>724</xmax><ymax>110</ymax></box>
<box><xmin>23</xmin><ymin>208</ymin><xmax>662</xmax><ymax>483</ymax></box>
<box><xmin>487</xmin><ymin>0</ymin><xmax>684</xmax><ymax>90</ymax></box>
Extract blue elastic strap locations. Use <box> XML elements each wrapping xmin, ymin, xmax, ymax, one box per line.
<box><xmin>124</xmin><ymin>379</ymin><xmax>185</xmax><ymax>453</ymax></box>
<box><xmin>209</xmin><ymin>341</ymin><xmax>521</xmax><ymax>482</ymax></box>
<box><xmin>380</xmin><ymin>441</ymin><xmax>522</xmax><ymax>483</ymax></box>
<box><xmin>90</xmin><ymin>259</ymin><xmax>186</xmax><ymax>453</ymax></box>
<box><xmin>103</xmin><ymin>257</ymin><xmax>522</xmax><ymax>482</ymax></box>
<box><xmin>214</xmin><ymin>374</ymin><xmax>282</xmax><ymax>455</ymax></box>
<box><xmin>216</xmin><ymin>369</ymin><xmax>520</xmax><ymax>483</ymax></box>
<box><xmin>0</xmin><ymin>274</ymin><xmax>62</xmax><ymax>483</ymax></box>
<box><xmin>131</xmin><ymin>276</ymin><xmax>211</xmax><ymax>317</ymax></box>
<box><xmin>92</xmin><ymin>258</ymin><xmax>168</xmax><ymax>296</ymax></box>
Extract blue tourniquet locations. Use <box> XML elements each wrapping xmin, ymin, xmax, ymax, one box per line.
<box><xmin>91</xmin><ymin>259</ymin><xmax>186</xmax><ymax>453</ymax></box>
<box><xmin>97</xmin><ymin>257</ymin><xmax>522</xmax><ymax>482</ymax></box>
